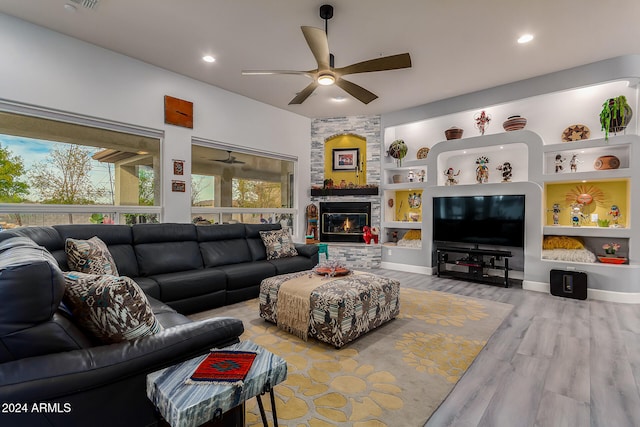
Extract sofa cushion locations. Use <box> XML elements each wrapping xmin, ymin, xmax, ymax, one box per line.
<box><xmin>133</xmin><ymin>224</ymin><xmax>203</xmax><ymax>275</ymax></box>
<box><xmin>135</xmin><ymin>241</ymin><xmax>203</xmax><ymax>276</ymax></box>
<box><xmin>216</xmin><ymin>261</ymin><xmax>276</xmax><ymax>291</ymax></box>
<box><xmin>245</xmin><ymin>223</ymin><xmax>281</xmax><ymax>261</ymax></box>
<box><xmin>55</xmin><ymin>224</ymin><xmax>138</xmax><ymax>277</ymax></box>
<box><xmin>65</xmin><ymin>236</ymin><xmax>119</xmax><ymax>276</ymax></box>
<box><xmin>150</xmin><ymin>269</ymin><xmax>226</xmax><ymax>302</ymax></box>
<box><xmin>197</xmin><ymin>224</ymin><xmax>252</xmax><ymax>267</ymax></box>
<box><xmin>268</xmin><ymin>256</ymin><xmax>317</xmax><ymax>275</ymax></box>
<box><xmin>0</xmin><ymin>237</ymin><xmax>81</xmax><ymax>362</ymax></box>
<box><xmin>259</xmin><ymin>229</ymin><xmax>298</xmax><ymax>260</ymax></box>
<box><xmin>62</xmin><ymin>271</ymin><xmax>163</xmax><ymax>344</ymax></box>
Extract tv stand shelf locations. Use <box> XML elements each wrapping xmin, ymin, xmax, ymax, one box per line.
<box><xmin>436</xmin><ymin>246</ymin><xmax>517</xmax><ymax>288</ymax></box>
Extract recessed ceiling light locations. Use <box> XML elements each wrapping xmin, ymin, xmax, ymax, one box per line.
<box><xmin>202</xmin><ymin>55</ymin><xmax>216</xmax><ymax>63</ymax></box>
<box><xmin>332</xmin><ymin>96</ymin><xmax>347</xmax><ymax>102</ymax></box>
<box><xmin>63</xmin><ymin>3</ymin><xmax>77</xmax><ymax>12</ymax></box>
<box><xmin>518</xmin><ymin>34</ymin><xmax>534</xmax><ymax>44</ymax></box>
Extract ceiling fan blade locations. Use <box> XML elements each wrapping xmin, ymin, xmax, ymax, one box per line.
<box><xmin>335</xmin><ymin>53</ymin><xmax>412</xmax><ymax>76</ymax></box>
<box><xmin>241</xmin><ymin>70</ymin><xmax>314</xmax><ymax>78</ymax></box>
<box><xmin>335</xmin><ymin>78</ymin><xmax>378</xmax><ymax>104</ymax></box>
<box><xmin>301</xmin><ymin>26</ymin><xmax>330</xmax><ymax>71</ymax></box>
<box><xmin>289</xmin><ymin>81</ymin><xmax>319</xmax><ymax>105</ymax></box>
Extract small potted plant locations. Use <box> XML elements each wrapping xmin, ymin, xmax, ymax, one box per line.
<box><xmin>600</xmin><ymin>95</ymin><xmax>632</xmax><ymax>141</ymax></box>
<box><xmin>602</xmin><ymin>242</ymin><xmax>621</xmax><ymax>255</ymax></box>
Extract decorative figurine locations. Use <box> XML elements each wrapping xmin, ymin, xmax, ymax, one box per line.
<box><xmin>371</xmin><ymin>226</ymin><xmax>379</xmax><ymax>244</ymax></box>
<box><xmin>548</xmin><ymin>203</ymin><xmax>561</xmax><ymax>225</ymax></box>
<box><xmin>408</xmin><ymin>192</ymin><xmax>422</xmax><ymax>208</ymax></box>
<box><xmin>570</xmin><ymin>203</ymin><xmax>584</xmax><ymax>227</ymax></box>
<box><xmin>476</xmin><ymin>156</ymin><xmax>490</xmax><ymax>184</ymax></box>
<box><xmin>407</xmin><ymin>170</ymin><xmax>415</xmax><ymax>182</ymax></box>
<box><xmin>569</xmin><ymin>154</ymin><xmax>582</xmax><ymax>172</ymax></box>
<box><xmin>496</xmin><ymin>161</ymin><xmax>513</xmax><ymax>182</ymax></box>
<box><xmin>555</xmin><ymin>154</ymin><xmax>566</xmax><ymax>173</ymax></box>
<box><xmin>417</xmin><ymin>169</ymin><xmax>426</xmax><ymax>182</ymax></box>
<box><xmin>362</xmin><ymin>226</ymin><xmax>372</xmax><ymax>244</ymax></box>
<box><xmin>444</xmin><ymin>167</ymin><xmax>460</xmax><ymax>185</ymax></box>
<box><xmin>609</xmin><ymin>204</ymin><xmax>622</xmax><ymax>227</ymax></box>
<box><xmin>474</xmin><ymin>110</ymin><xmax>491</xmax><ymax>135</ymax></box>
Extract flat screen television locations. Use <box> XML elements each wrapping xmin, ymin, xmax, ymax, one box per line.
<box><xmin>433</xmin><ymin>195</ymin><xmax>525</xmax><ymax>248</ymax></box>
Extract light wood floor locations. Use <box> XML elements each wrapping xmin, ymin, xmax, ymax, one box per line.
<box><xmin>370</xmin><ymin>269</ymin><xmax>640</xmax><ymax>427</ymax></box>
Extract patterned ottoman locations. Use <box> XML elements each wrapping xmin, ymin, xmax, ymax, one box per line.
<box><xmin>259</xmin><ymin>270</ymin><xmax>400</xmax><ymax>348</ymax></box>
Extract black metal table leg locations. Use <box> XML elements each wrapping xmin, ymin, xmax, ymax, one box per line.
<box><xmin>269</xmin><ymin>387</ymin><xmax>278</xmax><ymax>427</ymax></box>
<box><xmin>256</xmin><ymin>394</ymin><xmax>269</xmax><ymax>427</ymax></box>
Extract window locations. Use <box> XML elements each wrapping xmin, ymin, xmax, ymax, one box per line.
<box><xmin>0</xmin><ymin>111</ymin><xmax>160</xmax><ymax>227</ymax></box>
<box><xmin>191</xmin><ymin>143</ymin><xmax>296</xmax><ymax>231</ymax></box>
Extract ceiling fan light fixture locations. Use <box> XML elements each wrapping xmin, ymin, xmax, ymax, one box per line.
<box><xmin>317</xmin><ymin>73</ymin><xmax>335</xmax><ymax>86</ymax></box>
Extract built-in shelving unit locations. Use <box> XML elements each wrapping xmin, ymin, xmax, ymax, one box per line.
<box><xmin>380</xmin><ymin>59</ymin><xmax>640</xmax><ymax>300</ymax></box>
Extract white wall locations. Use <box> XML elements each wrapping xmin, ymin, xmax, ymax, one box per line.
<box><xmin>0</xmin><ymin>14</ymin><xmax>311</xmax><ymax>233</ymax></box>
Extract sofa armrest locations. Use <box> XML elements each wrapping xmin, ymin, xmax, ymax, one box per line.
<box><xmin>0</xmin><ymin>316</ymin><xmax>243</xmax><ymax>402</ymax></box>
<box><xmin>294</xmin><ymin>243</ymin><xmax>319</xmax><ymax>258</ymax></box>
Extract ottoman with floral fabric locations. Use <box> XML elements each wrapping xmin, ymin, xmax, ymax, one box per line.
<box><xmin>259</xmin><ymin>270</ymin><xmax>400</xmax><ymax>348</ymax></box>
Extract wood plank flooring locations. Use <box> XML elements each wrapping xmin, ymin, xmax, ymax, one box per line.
<box><xmin>369</xmin><ymin>269</ymin><xmax>640</xmax><ymax>427</ymax></box>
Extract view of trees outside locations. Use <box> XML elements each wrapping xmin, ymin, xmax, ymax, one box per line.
<box><xmin>233</xmin><ymin>179</ymin><xmax>281</xmax><ymax>208</ymax></box>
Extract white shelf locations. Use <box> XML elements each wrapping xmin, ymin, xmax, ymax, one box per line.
<box><xmin>382</xmin><ymin>221</ymin><xmax>422</xmax><ymax>229</ymax></box>
<box><xmin>543</xmin><ymin>226</ymin><xmax>631</xmax><ymax>238</ymax></box>
<box><xmin>542</xmin><ymin>134</ymin><xmax>639</xmax><ymax>151</ymax></box>
<box><xmin>382</xmin><ymin>182</ymin><xmax>428</xmax><ymax>190</ymax></box>
<box><xmin>381</xmin><ymin>243</ymin><xmax>422</xmax><ymax>251</ymax></box>
<box><xmin>383</xmin><ymin>159</ymin><xmax>428</xmax><ymax>170</ymax></box>
<box><xmin>542</xmin><ymin>169</ymin><xmax>631</xmax><ymax>182</ymax></box>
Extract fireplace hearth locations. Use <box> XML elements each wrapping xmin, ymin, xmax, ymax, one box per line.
<box><xmin>319</xmin><ymin>202</ymin><xmax>371</xmax><ymax>243</ymax></box>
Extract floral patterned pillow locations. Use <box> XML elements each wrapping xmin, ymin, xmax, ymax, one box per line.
<box><xmin>65</xmin><ymin>236</ymin><xmax>119</xmax><ymax>276</ymax></box>
<box><xmin>259</xmin><ymin>229</ymin><xmax>298</xmax><ymax>260</ymax></box>
<box><xmin>63</xmin><ymin>271</ymin><xmax>162</xmax><ymax>344</ymax></box>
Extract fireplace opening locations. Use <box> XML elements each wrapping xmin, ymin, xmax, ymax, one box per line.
<box><xmin>319</xmin><ymin>202</ymin><xmax>371</xmax><ymax>243</ymax></box>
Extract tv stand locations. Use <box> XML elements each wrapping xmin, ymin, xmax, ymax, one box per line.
<box><xmin>436</xmin><ymin>246</ymin><xmax>515</xmax><ymax>288</ymax></box>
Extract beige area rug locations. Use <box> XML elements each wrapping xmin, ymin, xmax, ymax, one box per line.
<box><xmin>189</xmin><ymin>287</ymin><xmax>513</xmax><ymax>427</ymax></box>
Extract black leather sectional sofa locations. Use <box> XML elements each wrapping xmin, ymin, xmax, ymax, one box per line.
<box><xmin>7</xmin><ymin>222</ymin><xmax>319</xmax><ymax>313</ymax></box>
<box><xmin>0</xmin><ymin>222</ymin><xmax>318</xmax><ymax>427</ymax></box>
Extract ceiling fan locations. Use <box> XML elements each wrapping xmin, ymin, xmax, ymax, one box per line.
<box><xmin>242</xmin><ymin>4</ymin><xmax>412</xmax><ymax>105</ymax></box>
<box><xmin>210</xmin><ymin>151</ymin><xmax>245</xmax><ymax>164</ymax></box>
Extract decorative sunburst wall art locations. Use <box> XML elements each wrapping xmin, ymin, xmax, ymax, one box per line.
<box><xmin>565</xmin><ymin>184</ymin><xmax>607</xmax><ymax>215</ymax></box>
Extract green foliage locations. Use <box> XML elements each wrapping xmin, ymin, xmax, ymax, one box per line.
<box><xmin>600</xmin><ymin>95</ymin><xmax>630</xmax><ymax>141</ymax></box>
<box><xmin>28</xmin><ymin>145</ymin><xmax>106</xmax><ymax>204</ymax></box>
<box><xmin>0</xmin><ymin>144</ymin><xmax>29</xmax><ymax>202</ymax></box>
<box><xmin>232</xmin><ymin>179</ymin><xmax>281</xmax><ymax>208</ymax></box>
<box><xmin>138</xmin><ymin>168</ymin><xmax>155</xmax><ymax>206</ymax></box>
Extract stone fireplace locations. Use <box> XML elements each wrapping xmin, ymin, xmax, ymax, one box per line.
<box><xmin>319</xmin><ymin>202</ymin><xmax>371</xmax><ymax>243</ymax></box>
<box><xmin>309</xmin><ymin>115</ymin><xmax>382</xmax><ymax>268</ymax></box>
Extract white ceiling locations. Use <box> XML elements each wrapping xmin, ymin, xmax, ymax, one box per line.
<box><xmin>2</xmin><ymin>0</ymin><xmax>640</xmax><ymax>119</ymax></box>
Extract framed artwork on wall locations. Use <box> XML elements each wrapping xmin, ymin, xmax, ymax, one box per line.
<box><xmin>164</xmin><ymin>95</ymin><xmax>193</xmax><ymax>128</ymax></box>
<box><xmin>171</xmin><ymin>180</ymin><xmax>186</xmax><ymax>192</ymax></box>
<box><xmin>332</xmin><ymin>148</ymin><xmax>359</xmax><ymax>171</ymax></box>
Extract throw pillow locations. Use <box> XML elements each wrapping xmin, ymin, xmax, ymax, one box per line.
<box><xmin>62</xmin><ymin>271</ymin><xmax>162</xmax><ymax>344</ymax></box>
<box><xmin>542</xmin><ymin>236</ymin><xmax>584</xmax><ymax>250</ymax></box>
<box><xmin>259</xmin><ymin>229</ymin><xmax>298</xmax><ymax>260</ymax></box>
<box><xmin>66</xmin><ymin>236</ymin><xmax>119</xmax><ymax>276</ymax></box>
<box><xmin>402</xmin><ymin>229</ymin><xmax>422</xmax><ymax>240</ymax></box>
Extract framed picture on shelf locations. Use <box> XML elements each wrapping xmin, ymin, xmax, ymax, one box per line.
<box><xmin>332</xmin><ymin>148</ymin><xmax>359</xmax><ymax>171</ymax></box>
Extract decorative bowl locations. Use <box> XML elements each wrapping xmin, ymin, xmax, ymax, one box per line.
<box><xmin>597</xmin><ymin>256</ymin><xmax>627</xmax><ymax>264</ymax></box>
<box><xmin>503</xmin><ymin>115</ymin><xmax>527</xmax><ymax>131</ymax></box>
<box><xmin>392</xmin><ymin>174</ymin><xmax>403</xmax><ymax>183</ymax></box>
<box><xmin>593</xmin><ymin>155</ymin><xmax>620</xmax><ymax>170</ymax></box>
<box><xmin>444</xmin><ymin>127</ymin><xmax>464</xmax><ymax>140</ymax></box>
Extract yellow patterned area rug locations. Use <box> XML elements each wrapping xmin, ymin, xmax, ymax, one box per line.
<box><xmin>189</xmin><ymin>287</ymin><xmax>513</xmax><ymax>427</ymax></box>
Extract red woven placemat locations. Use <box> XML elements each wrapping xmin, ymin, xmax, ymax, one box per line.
<box><xmin>189</xmin><ymin>350</ymin><xmax>257</xmax><ymax>384</ymax></box>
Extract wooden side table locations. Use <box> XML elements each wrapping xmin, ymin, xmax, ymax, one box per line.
<box><xmin>147</xmin><ymin>341</ymin><xmax>287</xmax><ymax>427</ymax></box>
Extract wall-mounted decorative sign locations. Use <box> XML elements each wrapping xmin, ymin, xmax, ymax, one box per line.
<box><xmin>164</xmin><ymin>95</ymin><xmax>193</xmax><ymax>128</ymax></box>
<box><xmin>332</xmin><ymin>148</ymin><xmax>359</xmax><ymax>171</ymax></box>
<box><xmin>173</xmin><ymin>159</ymin><xmax>184</xmax><ymax>175</ymax></box>
<box><xmin>171</xmin><ymin>180</ymin><xmax>186</xmax><ymax>192</ymax></box>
